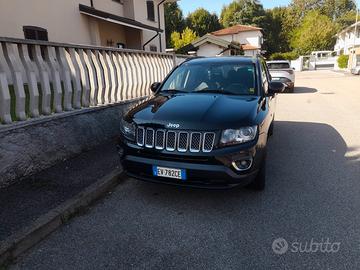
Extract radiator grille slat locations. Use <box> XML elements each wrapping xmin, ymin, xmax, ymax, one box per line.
<box><xmin>136</xmin><ymin>127</ymin><xmax>215</xmax><ymax>153</ymax></box>
<box><xmin>203</xmin><ymin>132</ymin><xmax>215</xmax><ymax>152</ymax></box>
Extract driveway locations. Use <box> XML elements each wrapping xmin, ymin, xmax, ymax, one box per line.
<box><xmin>12</xmin><ymin>71</ymin><xmax>360</xmax><ymax>270</ymax></box>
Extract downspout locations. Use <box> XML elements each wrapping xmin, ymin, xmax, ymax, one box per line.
<box><xmin>143</xmin><ymin>0</ymin><xmax>166</xmax><ymax>52</ymax></box>
<box><xmin>157</xmin><ymin>0</ymin><xmax>166</xmax><ymax>52</ymax></box>
<box><xmin>143</xmin><ymin>32</ymin><xmax>159</xmax><ymax>50</ymax></box>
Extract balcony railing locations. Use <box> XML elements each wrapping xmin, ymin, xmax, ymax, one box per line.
<box><xmin>0</xmin><ymin>37</ymin><xmax>180</xmax><ymax>126</ymax></box>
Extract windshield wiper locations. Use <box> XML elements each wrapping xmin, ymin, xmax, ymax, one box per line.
<box><xmin>195</xmin><ymin>89</ymin><xmax>236</xmax><ymax>95</ymax></box>
<box><xmin>161</xmin><ymin>89</ymin><xmax>187</xmax><ymax>93</ymax></box>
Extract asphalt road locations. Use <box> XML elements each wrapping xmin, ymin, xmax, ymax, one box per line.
<box><xmin>12</xmin><ymin>71</ymin><xmax>360</xmax><ymax>270</ymax></box>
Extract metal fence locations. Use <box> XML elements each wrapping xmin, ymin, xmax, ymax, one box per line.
<box><xmin>0</xmin><ymin>37</ymin><xmax>177</xmax><ymax>125</ymax></box>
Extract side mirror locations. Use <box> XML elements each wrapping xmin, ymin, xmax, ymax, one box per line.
<box><xmin>268</xmin><ymin>81</ymin><xmax>285</xmax><ymax>95</ymax></box>
<box><xmin>150</xmin><ymin>82</ymin><xmax>161</xmax><ymax>93</ymax></box>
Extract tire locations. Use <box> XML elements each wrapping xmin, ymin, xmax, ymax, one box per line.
<box><xmin>268</xmin><ymin>121</ymin><xmax>274</xmax><ymax>137</ymax></box>
<box><xmin>247</xmin><ymin>154</ymin><xmax>267</xmax><ymax>191</ymax></box>
<box><xmin>288</xmin><ymin>86</ymin><xmax>294</xmax><ymax>93</ymax></box>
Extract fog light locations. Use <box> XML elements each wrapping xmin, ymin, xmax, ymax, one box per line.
<box><xmin>232</xmin><ymin>158</ymin><xmax>253</xmax><ymax>171</ymax></box>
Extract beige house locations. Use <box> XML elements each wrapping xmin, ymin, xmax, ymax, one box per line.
<box><xmin>334</xmin><ymin>21</ymin><xmax>360</xmax><ymax>68</ymax></box>
<box><xmin>181</xmin><ymin>25</ymin><xmax>263</xmax><ymax>57</ymax></box>
<box><xmin>0</xmin><ymin>0</ymin><xmax>177</xmax><ymax>52</ymax></box>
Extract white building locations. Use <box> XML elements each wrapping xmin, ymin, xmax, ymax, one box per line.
<box><xmin>182</xmin><ymin>24</ymin><xmax>263</xmax><ymax>57</ymax></box>
<box><xmin>334</xmin><ymin>21</ymin><xmax>360</xmax><ymax>68</ymax></box>
<box><xmin>0</xmin><ymin>0</ymin><xmax>177</xmax><ymax>52</ymax></box>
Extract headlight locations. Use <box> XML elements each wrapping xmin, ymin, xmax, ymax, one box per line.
<box><xmin>220</xmin><ymin>126</ymin><xmax>258</xmax><ymax>146</ymax></box>
<box><xmin>120</xmin><ymin>118</ymin><xmax>135</xmax><ymax>141</ymax></box>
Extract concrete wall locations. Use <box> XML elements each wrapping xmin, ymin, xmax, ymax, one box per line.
<box><xmin>98</xmin><ymin>20</ymin><xmax>128</xmax><ymax>47</ymax></box>
<box><xmin>93</xmin><ymin>0</ymin><xmax>125</xmax><ymax>16</ymax></box>
<box><xmin>0</xmin><ymin>101</ymin><xmax>138</xmax><ymax>188</ymax></box>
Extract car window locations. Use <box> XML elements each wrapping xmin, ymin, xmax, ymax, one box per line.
<box><xmin>267</xmin><ymin>63</ymin><xmax>290</xmax><ymax>69</ymax></box>
<box><xmin>260</xmin><ymin>61</ymin><xmax>269</xmax><ymax>94</ymax></box>
<box><xmin>161</xmin><ymin>62</ymin><xmax>257</xmax><ymax>96</ymax></box>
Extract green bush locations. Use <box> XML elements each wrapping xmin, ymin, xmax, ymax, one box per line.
<box><xmin>337</xmin><ymin>55</ymin><xmax>349</xmax><ymax>69</ymax></box>
<box><xmin>269</xmin><ymin>52</ymin><xmax>299</xmax><ymax>61</ymax></box>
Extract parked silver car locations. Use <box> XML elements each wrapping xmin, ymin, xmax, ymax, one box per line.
<box><xmin>267</xmin><ymin>60</ymin><xmax>295</xmax><ymax>92</ymax></box>
<box><xmin>351</xmin><ymin>66</ymin><xmax>360</xmax><ymax>75</ymax></box>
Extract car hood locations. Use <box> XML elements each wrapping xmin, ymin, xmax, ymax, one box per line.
<box><xmin>125</xmin><ymin>93</ymin><xmax>262</xmax><ymax>130</ymax></box>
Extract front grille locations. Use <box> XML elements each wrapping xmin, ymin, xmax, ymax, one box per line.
<box><xmin>136</xmin><ymin>127</ymin><xmax>216</xmax><ymax>153</ymax></box>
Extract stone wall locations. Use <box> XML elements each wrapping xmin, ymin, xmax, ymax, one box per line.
<box><xmin>0</xmin><ymin>100</ymin><xmax>139</xmax><ymax>188</ymax></box>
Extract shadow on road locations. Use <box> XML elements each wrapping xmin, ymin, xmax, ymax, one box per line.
<box><xmin>135</xmin><ymin>121</ymin><xmax>359</xmax><ymax>201</ymax></box>
<box><xmin>289</xmin><ymin>87</ymin><xmax>318</xmax><ymax>94</ymax></box>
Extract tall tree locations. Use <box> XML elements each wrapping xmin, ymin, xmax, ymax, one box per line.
<box><xmin>321</xmin><ymin>0</ymin><xmax>356</xmax><ymax>21</ymax></box>
<box><xmin>262</xmin><ymin>7</ymin><xmax>291</xmax><ymax>56</ymax></box>
<box><xmin>165</xmin><ymin>2</ymin><xmax>185</xmax><ymax>48</ymax></box>
<box><xmin>290</xmin><ymin>10</ymin><xmax>338</xmax><ymax>54</ymax></box>
<box><xmin>171</xmin><ymin>27</ymin><xmax>198</xmax><ymax>49</ymax></box>
<box><xmin>335</xmin><ymin>10</ymin><xmax>358</xmax><ymax>29</ymax></box>
<box><xmin>220</xmin><ymin>0</ymin><xmax>265</xmax><ymax>27</ymax></box>
<box><xmin>186</xmin><ymin>8</ymin><xmax>221</xmax><ymax>37</ymax></box>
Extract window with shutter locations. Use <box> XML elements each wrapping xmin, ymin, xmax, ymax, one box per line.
<box><xmin>23</xmin><ymin>26</ymin><xmax>48</xmax><ymax>41</ymax></box>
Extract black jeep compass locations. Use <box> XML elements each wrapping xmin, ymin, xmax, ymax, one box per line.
<box><xmin>119</xmin><ymin>57</ymin><xmax>284</xmax><ymax>190</ymax></box>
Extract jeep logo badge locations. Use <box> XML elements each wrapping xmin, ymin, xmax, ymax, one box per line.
<box><xmin>167</xmin><ymin>123</ymin><xmax>180</xmax><ymax>129</ymax></box>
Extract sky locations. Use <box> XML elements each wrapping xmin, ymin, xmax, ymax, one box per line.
<box><xmin>178</xmin><ymin>0</ymin><xmax>360</xmax><ymax>16</ymax></box>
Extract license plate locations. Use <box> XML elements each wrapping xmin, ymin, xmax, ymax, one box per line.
<box><xmin>152</xmin><ymin>166</ymin><xmax>187</xmax><ymax>180</ymax></box>
<box><xmin>272</xmin><ymin>77</ymin><xmax>280</xmax><ymax>80</ymax></box>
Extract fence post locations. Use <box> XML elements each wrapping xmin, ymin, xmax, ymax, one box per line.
<box><xmin>18</xmin><ymin>44</ymin><xmax>40</xmax><ymax>118</ymax></box>
<box><xmin>4</xmin><ymin>43</ymin><xmax>27</xmax><ymax>120</ymax></box>
<box><xmin>45</xmin><ymin>46</ymin><xmax>63</xmax><ymax>113</ymax></box>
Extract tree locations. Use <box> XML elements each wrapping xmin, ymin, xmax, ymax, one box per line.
<box><xmin>186</xmin><ymin>8</ymin><xmax>221</xmax><ymax>37</ymax></box>
<box><xmin>335</xmin><ymin>10</ymin><xmax>358</xmax><ymax>29</ymax></box>
<box><xmin>165</xmin><ymin>2</ymin><xmax>185</xmax><ymax>47</ymax></box>
<box><xmin>261</xmin><ymin>7</ymin><xmax>291</xmax><ymax>56</ymax></box>
<box><xmin>171</xmin><ymin>27</ymin><xmax>198</xmax><ymax>49</ymax></box>
<box><xmin>321</xmin><ymin>0</ymin><xmax>356</xmax><ymax>21</ymax></box>
<box><xmin>220</xmin><ymin>0</ymin><xmax>266</xmax><ymax>27</ymax></box>
<box><xmin>290</xmin><ymin>10</ymin><xmax>338</xmax><ymax>55</ymax></box>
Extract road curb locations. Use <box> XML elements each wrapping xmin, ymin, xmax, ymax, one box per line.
<box><xmin>0</xmin><ymin>168</ymin><xmax>124</xmax><ymax>267</ymax></box>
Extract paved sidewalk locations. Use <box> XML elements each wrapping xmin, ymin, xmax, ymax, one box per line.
<box><xmin>0</xmin><ymin>140</ymin><xmax>121</xmax><ymax>243</ymax></box>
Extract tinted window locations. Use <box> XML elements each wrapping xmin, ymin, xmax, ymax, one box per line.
<box><xmin>261</xmin><ymin>61</ymin><xmax>269</xmax><ymax>94</ymax></box>
<box><xmin>161</xmin><ymin>62</ymin><xmax>257</xmax><ymax>96</ymax></box>
<box><xmin>267</xmin><ymin>63</ymin><xmax>290</xmax><ymax>69</ymax></box>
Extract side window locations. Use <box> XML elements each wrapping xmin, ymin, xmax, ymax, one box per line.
<box><xmin>147</xmin><ymin>1</ymin><xmax>155</xmax><ymax>21</ymax></box>
<box><xmin>260</xmin><ymin>61</ymin><xmax>269</xmax><ymax>94</ymax></box>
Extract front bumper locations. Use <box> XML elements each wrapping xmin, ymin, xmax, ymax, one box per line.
<box><xmin>119</xmin><ymin>136</ymin><xmax>266</xmax><ymax>189</ymax></box>
<box><xmin>272</xmin><ymin>77</ymin><xmax>294</xmax><ymax>90</ymax></box>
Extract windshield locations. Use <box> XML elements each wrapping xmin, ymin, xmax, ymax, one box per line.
<box><xmin>267</xmin><ymin>62</ymin><xmax>290</xmax><ymax>69</ymax></box>
<box><xmin>160</xmin><ymin>62</ymin><xmax>257</xmax><ymax>96</ymax></box>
